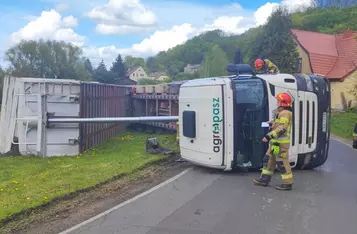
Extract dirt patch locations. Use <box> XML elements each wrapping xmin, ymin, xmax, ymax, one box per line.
<box><xmin>0</xmin><ymin>157</ymin><xmax>190</xmax><ymax>234</ymax></box>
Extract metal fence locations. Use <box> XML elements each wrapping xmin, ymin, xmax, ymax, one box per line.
<box><xmin>79</xmin><ymin>82</ymin><xmax>131</xmax><ymax>152</ymax></box>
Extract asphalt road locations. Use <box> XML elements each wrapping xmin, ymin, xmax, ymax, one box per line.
<box><xmin>63</xmin><ymin>139</ymin><xmax>357</xmax><ymax>234</ymax></box>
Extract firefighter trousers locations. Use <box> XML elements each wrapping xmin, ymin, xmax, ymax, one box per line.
<box><xmin>260</xmin><ymin>143</ymin><xmax>294</xmax><ymax>184</ymax></box>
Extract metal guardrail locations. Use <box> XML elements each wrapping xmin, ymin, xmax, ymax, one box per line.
<box><xmin>48</xmin><ymin>116</ymin><xmax>179</xmax><ymax>123</ymax></box>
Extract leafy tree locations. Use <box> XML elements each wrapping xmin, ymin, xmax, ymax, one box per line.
<box><xmin>84</xmin><ymin>58</ymin><xmax>93</xmax><ymax>74</ymax></box>
<box><xmin>234</xmin><ymin>48</ymin><xmax>242</xmax><ymax>64</ymax></box>
<box><xmin>93</xmin><ymin>60</ymin><xmax>116</xmax><ymax>83</ymax></box>
<box><xmin>124</xmin><ymin>56</ymin><xmax>146</xmax><ymax>70</ymax></box>
<box><xmin>110</xmin><ymin>54</ymin><xmax>126</xmax><ymax>78</ymax></box>
<box><xmin>313</xmin><ymin>0</ymin><xmax>357</xmax><ymax>8</ymax></box>
<box><xmin>5</xmin><ymin>39</ymin><xmax>91</xmax><ymax>80</ymax></box>
<box><xmin>250</xmin><ymin>6</ymin><xmax>299</xmax><ymax>73</ymax></box>
<box><xmin>146</xmin><ymin>56</ymin><xmax>159</xmax><ymax>73</ymax></box>
<box><xmin>292</xmin><ymin>4</ymin><xmax>357</xmax><ymax>33</ymax></box>
<box><xmin>199</xmin><ymin>44</ymin><xmax>229</xmax><ymax>77</ymax></box>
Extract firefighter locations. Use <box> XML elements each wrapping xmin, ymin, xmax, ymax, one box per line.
<box><xmin>254</xmin><ymin>58</ymin><xmax>280</xmax><ymax>74</ymax></box>
<box><xmin>353</xmin><ymin>121</ymin><xmax>357</xmax><ymax>149</ymax></box>
<box><xmin>253</xmin><ymin>92</ymin><xmax>293</xmax><ymax>191</ymax></box>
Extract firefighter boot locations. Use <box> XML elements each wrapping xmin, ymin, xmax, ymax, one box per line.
<box><xmin>276</xmin><ymin>183</ymin><xmax>292</xmax><ymax>191</ymax></box>
<box><xmin>253</xmin><ymin>174</ymin><xmax>271</xmax><ymax>187</ymax></box>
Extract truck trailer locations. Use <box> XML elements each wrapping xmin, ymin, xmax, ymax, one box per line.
<box><xmin>178</xmin><ymin>64</ymin><xmax>331</xmax><ymax>171</ymax></box>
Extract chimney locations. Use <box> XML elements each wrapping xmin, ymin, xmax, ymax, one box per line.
<box><xmin>342</xmin><ymin>30</ymin><xmax>353</xmax><ymax>39</ymax></box>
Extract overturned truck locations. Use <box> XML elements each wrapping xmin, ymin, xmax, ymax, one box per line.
<box><xmin>178</xmin><ymin>64</ymin><xmax>331</xmax><ymax>171</ymax></box>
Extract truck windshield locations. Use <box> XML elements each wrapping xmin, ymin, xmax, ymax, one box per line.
<box><xmin>235</xmin><ymin>79</ymin><xmax>265</xmax><ymax>108</ymax></box>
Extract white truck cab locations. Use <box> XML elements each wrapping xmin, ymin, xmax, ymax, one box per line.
<box><xmin>178</xmin><ymin>64</ymin><xmax>331</xmax><ymax>171</ymax></box>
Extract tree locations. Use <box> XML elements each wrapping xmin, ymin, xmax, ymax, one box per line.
<box><xmin>313</xmin><ymin>0</ymin><xmax>357</xmax><ymax>8</ymax></box>
<box><xmin>124</xmin><ymin>56</ymin><xmax>146</xmax><ymax>69</ymax></box>
<box><xmin>234</xmin><ymin>48</ymin><xmax>242</xmax><ymax>64</ymax></box>
<box><xmin>146</xmin><ymin>56</ymin><xmax>159</xmax><ymax>73</ymax></box>
<box><xmin>250</xmin><ymin>6</ymin><xmax>299</xmax><ymax>73</ymax></box>
<box><xmin>93</xmin><ymin>60</ymin><xmax>116</xmax><ymax>84</ymax></box>
<box><xmin>199</xmin><ymin>44</ymin><xmax>229</xmax><ymax>77</ymax></box>
<box><xmin>5</xmin><ymin>39</ymin><xmax>91</xmax><ymax>80</ymax></box>
<box><xmin>292</xmin><ymin>4</ymin><xmax>357</xmax><ymax>33</ymax></box>
<box><xmin>110</xmin><ymin>54</ymin><xmax>126</xmax><ymax>78</ymax></box>
<box><xmin>84</xmin><ymin>58</ymin><xmax>93</xmax><ymax>74</ymax></box>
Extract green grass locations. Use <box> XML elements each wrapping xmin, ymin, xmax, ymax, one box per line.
<box><xmin>0</xmin><ymin>132</ymin><xmax>177</xmax><ymax>221</ymax></box>
<box><xmin>331</xmin><ymin>111</ymin><xmax>357</xmax><ymax>139</ymax></box>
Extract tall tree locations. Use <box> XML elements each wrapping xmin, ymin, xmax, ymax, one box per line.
<box><xmin>84</xmin><ymin>58</ymin><xmax>93</xmax><ymax>74</ymax></box>
<box><xmin>93</xmin><ymin>60</ymin><xmax>116</xmax><ymax>83</ymax></box>
<box><xmin>199</xmin><ymin>44</ymin><xmax>229</xmax><ymax>77</ymax></box>
<box><xmin>234</xmin><ymin>48</ymin><xmax>242</xmax><ymax>64</ymax></box>
<box><xmin>250</xmin><ymin>6</ymin><xmax>299</xmax><ymax>73</ymax></box>
<box><xmin>146</xmin><ymin>56</ymin><xmax>159</xmax><ymax>73</ymax></box>
<box><xmin>5</xmin><ymin>39</ymin><xmax>91</xmax><ymax>80</ymax></box>
<box><xmin>124</xmin><ymin>56</ymin><xmax>146</xmax><ymax>69</ymax></box>
<box><xmin>110</xmin><ymin>54</ymin><xmax>126</xmax><ymax>78</ymax></box>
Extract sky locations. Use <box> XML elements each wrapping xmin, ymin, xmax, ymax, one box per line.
<box><xmin>0</xmin><ymin>0</ymin><xmax>314</xmax><ymax>67</ymax></box>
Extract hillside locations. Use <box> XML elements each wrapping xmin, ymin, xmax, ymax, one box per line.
<box><xmin>146</xmin><ymin>4</ymin><xmax>357</xmax><ymax>80</ymax></box>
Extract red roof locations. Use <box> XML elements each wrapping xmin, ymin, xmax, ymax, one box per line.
<box><xmin>291</xmin><ymin>29</ymin><xmax>357</xmax><ymax>79</ymax></box>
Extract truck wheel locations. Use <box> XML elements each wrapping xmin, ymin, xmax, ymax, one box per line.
<box><xmin>294</xmin><ymin>154</ymin><xmax>313</xmax><ymax>170</ymax></box>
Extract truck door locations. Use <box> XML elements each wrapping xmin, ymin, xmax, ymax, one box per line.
<box><xmin>179</xmin><ymin>83</ymin><xmax>228</xmax><ymax>169</ymax></box>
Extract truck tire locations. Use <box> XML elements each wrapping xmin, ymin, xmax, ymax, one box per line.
<box><xmin>294</xmin><ymin>154</ymin><xmax>313</xmax><ymax>170</ymax></box>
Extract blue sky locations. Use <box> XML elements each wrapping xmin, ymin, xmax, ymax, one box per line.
<box><xmin>0</xmin><ymin>0</ymin><xmax>309</xmax><ymax>67</ymax></box>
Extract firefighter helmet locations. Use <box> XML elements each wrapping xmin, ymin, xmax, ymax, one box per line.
<box><xmin>276</xmin><ymin>92</ymin><xmax>292</xmax><ymax>107</ymax></box>
<box><xmin>254</xmin><ymin>59</ymin><xmax>264</xmax><ymax>70</ymax></box>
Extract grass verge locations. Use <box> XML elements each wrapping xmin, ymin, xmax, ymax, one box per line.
<box><xmin>331</xmin><ymin>111</ymin><xmax>357</xmax><ymax>139</ymax></box>
<box><xmin>0</xmin><ymin>132</ymin><xmax>177</xmax><ymax>221</ymax></box>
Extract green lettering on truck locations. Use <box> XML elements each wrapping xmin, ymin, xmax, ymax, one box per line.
<box><xmin>212</xmin><ymin>97</ymin><xmax>222</xmax><ymax>153</ymax></box>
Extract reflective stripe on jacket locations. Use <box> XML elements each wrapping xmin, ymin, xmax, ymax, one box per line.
<box><xmin>266</xmin><ymin>108</ymin><xmax>292</xmax><ymax>144</ymax></box>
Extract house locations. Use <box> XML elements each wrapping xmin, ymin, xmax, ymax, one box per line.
<box><xmin>148</xmin><ymin>72</ymin><xmax>169</xmax><ymax>81</ymax></box>
<box><xmin>184</xmin><ymin>64</ymin><xmax>201</xmax><ymax>74</ymax></box>
<box><xmin>291</xmin><ymin>29</ymin><xmax>357</xmax><ymax>110</ymax></box>
<box><xmin>127</xmin><ymin>66</ymin><xmax>148</xmax><ymax>82</ymax></box>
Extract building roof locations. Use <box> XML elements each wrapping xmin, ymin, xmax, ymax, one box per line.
<box><xmin>291</xmin><ymin>29</ymin><xmax>357</xmax><ymax>79</ymax></box>
<box><xmin>127</xmin><ymin>67</ymin><xmax>141</xmax><ymax>75</ymax></box>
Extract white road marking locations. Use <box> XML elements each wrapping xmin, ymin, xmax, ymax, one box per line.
<box><xmin>58</xmin><ymin>167</ymin><xmax>193</xmax><ymax>234</ymax></box>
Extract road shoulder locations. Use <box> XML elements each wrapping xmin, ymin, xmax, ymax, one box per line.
<box><xmin>0</xmin><ymin>158</ymin><xmax>191</xmax><ymax>234</ymax></box>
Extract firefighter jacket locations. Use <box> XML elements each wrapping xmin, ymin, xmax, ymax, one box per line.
<box><xmin>265</xmin><ymin>108</ymin><xmax>292</xmax><ymax>145</ymax></box>
<box><xmin>262</xmin><ymin>59</ymin><xmax>279</xmax><ymax>74</ymax></box>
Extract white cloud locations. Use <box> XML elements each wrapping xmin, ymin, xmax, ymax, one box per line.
<box><xmin>9</xmin><ymin>9</ymin><xmax>85</xmax><ymax>47</ymax></box>
<box><xmin>62</xmin><ymin>15</ymin><xmax>78</xmax><ymax>27</ymax></box>
<box><xmin>130</xmin><ymin>24</ymin><xmax>196</xmax><ymax>55</ymax></box>
<box><xmin>86</xmin><ymin>0</ymin><xmax>157</xmax><ymax>35</ymax></box>
<box><xmin>254</xmin><ymin>2</ymin><xmax>280</xmax><ymax>26</ymax></box>
<box><xmin>282</xmin><ymin>0</ymin><xmax>315</xmax><ymax>11</ymax></box>
<box><xmin>254</xmin><ymin>0</ymin><xmax>314</xmax><ymax>26</ymax></box>
<box><xmin>200</xmin><ymin>16</ymin><xmax>249</xmax><ymax>35</ymax></box>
